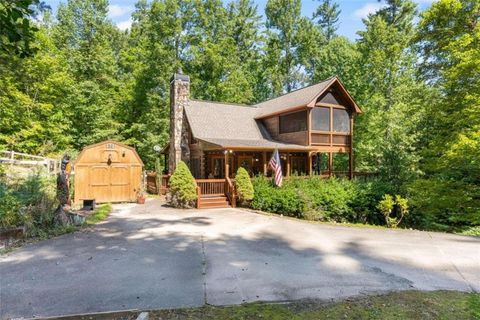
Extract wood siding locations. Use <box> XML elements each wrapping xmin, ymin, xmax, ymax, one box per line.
<box><xmin>262</xmin><ymin>116</ymin><xmax>308</xmax><ymax>145</ymax></box>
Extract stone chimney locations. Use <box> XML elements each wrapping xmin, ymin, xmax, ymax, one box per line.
<box><xmin>168</xmin><ymin>69</ymin><xmax>190</xmax><ymax>174</ymax></box>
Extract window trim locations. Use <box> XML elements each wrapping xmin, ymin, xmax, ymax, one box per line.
<box><xmin>311</xmin><ymin>106</ymin><xmax>351</xmax><ymax>133</ymax></box>
<box><xmin>332</xmin><ymin>108</ymin><xmax>351</xmax><ymax>133</ymax></box>
<box><xmin>311</xmin><ymin>106</ymin><xmax>331</xmax><ymax>132</ymax></box>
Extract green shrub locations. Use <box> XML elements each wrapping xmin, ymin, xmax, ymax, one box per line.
<box><xmin>0</xmin><ymin>187</ymin><xmax>24</xmax><ymax>229</ymax></box>
<box><xmin>235</xmin><ymin>167</ymin><xmax>254</xmax><ymax>204</ymax></box>
<box><xmin>168</xmin><ymin>161</ymin><xmax>197</xmax><ymax>208</ymax></box>
<box><xmin>251</xmin><ymin>176</ymin><xmax>307</xmax><ymax>218</ymax></box>
<box><xmin>251</xmin><ymin>176</ymin><xmax>393</xmax><ymax>224</ymax></box>
<box><xmin>0</xmin><ymin>172</ymin><xmax>57</xmax><ymax>231</ymax></box>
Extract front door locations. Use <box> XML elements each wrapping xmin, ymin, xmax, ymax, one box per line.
<box><xmin>237</xmin><ymin>156</ymin><xmax>253</xmax><ymax>175</ymax></box>
<box><xmin>210</xmin><ymin>156</ymin><xmax>225</xmax><ymax>178</ymax></box>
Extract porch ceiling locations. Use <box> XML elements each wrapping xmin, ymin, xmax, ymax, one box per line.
<box><xmin>197</xmin><ymin>137</ymin><xmax>311</xmax><ymax>151</ymax></box>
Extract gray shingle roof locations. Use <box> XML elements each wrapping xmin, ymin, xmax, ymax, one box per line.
<box><xmin>254</xmin><ymin>77</ymin><xmax>335</xmax><ymax>118</ymax></box>
<box><xmin>185</xmin><ymin>100</ymin><xmax>310</xmax><ymax>150</ymax></box>
<box><xmin>183</xmin><ymin>76</ymin><xmax>359</xmax><ymax>150</ymax></box>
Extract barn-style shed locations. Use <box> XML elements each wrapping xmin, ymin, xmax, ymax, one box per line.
<box><xmin>74</xmin><ymin>140</ymin><xmax>144</xmax><ymax>204</ymax></box>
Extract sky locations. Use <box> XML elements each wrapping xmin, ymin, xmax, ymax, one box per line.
<box><xmin>43</xmin><ymin>0</ymin><xmax>437</xmax><ymax>41</ymax></box>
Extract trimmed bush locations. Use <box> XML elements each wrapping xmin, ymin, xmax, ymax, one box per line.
<box><xmin>235</xmin><ymin>167</ymin><xmax>254</xmax><ymax>204</ymax></box>
<box><xmin>168</xmin><ymin>161</ymin><xmax>197</xmax><ymax>208</ymax></box>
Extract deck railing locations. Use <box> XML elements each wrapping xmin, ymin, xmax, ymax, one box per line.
<box><xmin>159</xmin><ymin>174</ymin><xmax>170</xmax><ymax>195</ymax></box>
<box><xmin>225</xmin><ymin>177</ymin><xmax>236</xmax><ymax>208</ymax></box>
<box><xmin>264</xmin><ymin>172</ymin><xmax>378</xmax><ymax>180</ymax></box>
<box><xmin>195</xmin><ymin>179</ymin><xmax>226</xmax><ymax>196</ymax></box>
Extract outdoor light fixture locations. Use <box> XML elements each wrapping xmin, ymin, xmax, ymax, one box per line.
<box><xmin>122</xmin><ymin>150</ymin><xmax>126</xmax><ymax>157</ymax></box>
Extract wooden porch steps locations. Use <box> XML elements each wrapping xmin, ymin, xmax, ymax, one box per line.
<box><xmin>198</xmin><ymin>195</ymin><xmax>230</xmax><ymax>209</ymax></box>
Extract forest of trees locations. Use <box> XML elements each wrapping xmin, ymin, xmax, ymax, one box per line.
<box><xmin>1</xmin><ymin>0</ymin><xmax>479</xmax><ymax>230</ymax></box>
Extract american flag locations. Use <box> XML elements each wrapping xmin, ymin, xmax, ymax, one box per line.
<box><xmin>269</xmin><ymin>149</ymin><xmax>283</xmax><ymax>187</ymax></box>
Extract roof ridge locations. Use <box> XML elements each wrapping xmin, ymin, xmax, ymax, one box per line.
<box><xmin>190</xmin><ymin>98</ymin><xmax>256</xmax><ymax>108</ymax></box>
<box><xmin>255</xmin><ymin>76</ymin><xmax>337</xmax><ymax>107</ymax></box>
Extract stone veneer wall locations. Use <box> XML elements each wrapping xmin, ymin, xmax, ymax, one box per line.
<box><xmin>168</xmin><ymin>72</ymin><xmax>191</xmax><ymax>173</ymax></box>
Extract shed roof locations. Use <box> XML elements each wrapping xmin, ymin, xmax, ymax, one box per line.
<box><xmin>75</xmin><ymin>140</ymin><xmax>144</xmax><ymax>166</ymax></box>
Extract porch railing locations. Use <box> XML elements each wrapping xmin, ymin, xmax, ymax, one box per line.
<box><xmin>195</xmin><ymin>179</ymin><xmax>226</xmax><ymax>196</ymax></box>
<box><xmin>225</xmin><ymin>177</ymin><xmax>236</xmax><ymax>208</ymax></box>
<box><xmin>160</xmin><ymin>174</ymin><xmax>170</xmax><ymax>195</ymax></box>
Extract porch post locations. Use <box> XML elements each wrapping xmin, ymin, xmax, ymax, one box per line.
<box><xmin>349</xmin><ymin>152</ymin><xmax>353</xmax><ymax>180</ymax></box>
<box><xmin>308</xmin><ymin>152</ymin><xmax>313</xmax><ymax>176</ymax></box>
<box><xmin>224</xmin><ymin>151</ymin><xmax>229</xmax><ymax>178</ymax></box>
<box><xmin>349</xmin><ymin>116</ymin><xmax>354</xmax><ymax>180</ymax></box>
<box><xmin>329</xmin><ymin>152</ymin><xmax>333</xmax><ymax>177</ymax></box>
<box><xmin>286</xmin><ymin>152</ymin><xmax>290</xmax><ymax>177</ymax></box>
<box><xmin>164</xmin><ymin>153</ymin><xmax>168</xmax><ymax>174</ymax></box>
<box><xmin>263</xmin><ymin>151</ymin><xmax>267</xmax><ymax>176</ymax></box>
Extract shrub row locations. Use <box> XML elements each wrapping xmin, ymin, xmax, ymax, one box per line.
<box><xmin>251</xmin><ymin>176</ymin><xmax>394</xmax><ymax>225</ymax></box>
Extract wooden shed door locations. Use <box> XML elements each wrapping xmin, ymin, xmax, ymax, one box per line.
<box><xmin>90</xmin><ymin>166</ymin><xmax>111</xmax><ymax>203</ymax></box>
<box><xmin>89</xmin><ymin>165</ymin><xmax>131</xmax><ymax>203</ymax></box>
<box><xmin>110</xmin><ymin>165</ymin><xmax>131</xmax><ymax>202</ymax></box>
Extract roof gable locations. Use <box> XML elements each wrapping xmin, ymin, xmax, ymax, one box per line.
<box><xmin>254</xmin><ymin>77</ymin><xmax>335</xmax><ymax>118</ymax></box>
<box><xmin>254</xmin><ymin>76</ymin><xmax>361</xmax><ymax>118</ymax></box>
<box><xmin>76</xmin><ymin>140</ymin><xmax>144</xmax><ymax>166</ymax></box>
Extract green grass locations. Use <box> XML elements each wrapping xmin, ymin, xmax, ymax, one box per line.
<box><xmin>150</xmin><ymin>291</ymin><xmax>480</xmax><ymax>320</ymax></box>
<box><xmin>86</xmin><ymin>203</ymin><xmax>113</xmax><ymax>225</ymax></box>
<box><xmin>459</xmin><ymin>226</ymin><xmax>480</xmax><ymax>237</ymax></box>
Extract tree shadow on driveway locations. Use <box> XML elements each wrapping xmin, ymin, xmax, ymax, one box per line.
<box><xmin>1</xmin><ymin>201</ymin><xmax>478</xmax><ymax>319</ymax></box>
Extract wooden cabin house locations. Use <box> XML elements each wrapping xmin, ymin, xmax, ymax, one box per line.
<box><xmin>163</xmin><ymin>71</ymin><xmax>362</xmax><ymax>208</ymax></box>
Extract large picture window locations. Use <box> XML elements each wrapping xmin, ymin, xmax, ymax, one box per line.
<box><xmin>312</xmin><ymin>107</ymin><xmax>350</xmax><ymax>133</ymax></box>
<box><xmin>312</xmin><ymin>107</ymin><xmax>330</xmax><ymax>131</ymax></box>
<box><xmin>279</xmin><ymin>110</ymin><xmax>307</xmax><ymax>134</ymax></box>
<box><xmin>333</xmin><ymin>109</ymin><xmax>350</xmax><ymax>133</ymax></box>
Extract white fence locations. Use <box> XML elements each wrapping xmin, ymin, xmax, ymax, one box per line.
<box><xmin>0</xmin><ymin>150</ymin><xmax>60</xmax><ymax>176</ymax></box>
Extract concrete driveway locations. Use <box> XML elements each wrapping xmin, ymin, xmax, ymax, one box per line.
<box><xmin>1</xmin><ymin>199</ymin><xmax>479</xmax><ymax>318</ymax></box>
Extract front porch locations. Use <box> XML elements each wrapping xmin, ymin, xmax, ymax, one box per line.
<box><xmin>161</xmin><ymin>147</ymin><xmax>356</xmax><ymax>209</ymax></box>
<box><xmin>199</xmin><ymin>149</ymin><xmax>354</xmax><ymax>180</ymax></box>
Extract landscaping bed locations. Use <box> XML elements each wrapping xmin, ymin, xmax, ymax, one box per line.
<box><xmin>250</xmin><ymin>176</ymin><xmax>480</xmax><ymax>235</ymax></box>
<box><xmin>0</xmin><ymin>203</ymin><xmax>112</xmax><ymax>253</ymax></box>
<box><xmin>150</xmin><ymin>290</ymin><xmax>480</xmax><ymax>320</ymax></box>
<box><xmin>41</xmin><ymin>291</ymin><xmax>480</xmax><ymax>320</ymax></box>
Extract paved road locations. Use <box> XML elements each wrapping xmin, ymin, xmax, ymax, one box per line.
<box><xmin>1</xmin><ymin>199</ymin><xmax>479</xmax><ymax>318</ymax></box>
